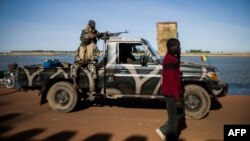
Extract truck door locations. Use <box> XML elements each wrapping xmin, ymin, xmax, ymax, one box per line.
<box><xmin>114</xmin><ymin>43</ymin><xmax>162</xmax><ymax>96</ymax></box>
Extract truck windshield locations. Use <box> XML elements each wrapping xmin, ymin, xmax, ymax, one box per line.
<box><xmin>142</xmin><ymin>39</ymin><xmax>162</xmax><ymax>64</ymax></box>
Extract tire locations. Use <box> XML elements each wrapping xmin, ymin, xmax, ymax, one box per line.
<box><xmin>184</xmin><ymin>84</ymin><xmax>211</xmax><ymax>119</ymax></box>
<box><xmin>47</xmin><ymin>81</ymin><xmax>78</xmax><ymax>112</ymax></box>
<box><xmin>4</xmin><ymin>74</ymin><xmax>16</xmax><ymax>89</ymax></box>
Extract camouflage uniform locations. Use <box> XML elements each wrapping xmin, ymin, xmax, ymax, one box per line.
<box><xmin>70</xmin><ymin>20</ymin><xmax>103</xmax><ymax>95</ymax></box>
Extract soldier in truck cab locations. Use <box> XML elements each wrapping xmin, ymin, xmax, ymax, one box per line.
<box><xmin>119</xmin><ymin>44</ymin><xmax>137</xmax><ymax>64</ymax></box>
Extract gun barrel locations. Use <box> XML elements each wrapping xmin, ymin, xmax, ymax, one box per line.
<box><xmin>110</xmin><ymin>30</ymin><xmax>129</xmax><ymax>36</ymax></box>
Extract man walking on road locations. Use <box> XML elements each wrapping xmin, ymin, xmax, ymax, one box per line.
<box><xmin>156</xmin><ymin>38</ymin><xmax>186</xmax><ymax>141</ymax></box>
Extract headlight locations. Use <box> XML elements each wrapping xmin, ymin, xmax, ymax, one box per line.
<box><xmin>207</xmin><ymin>72</ymin><xmax>219</xmax><ymax>81</ymax></box>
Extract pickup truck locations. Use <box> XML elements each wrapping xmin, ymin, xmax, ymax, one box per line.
<box><xmin>17</xmin><ymin>36</ymin><xmax>228</xmax><ymax>119</ymax></box>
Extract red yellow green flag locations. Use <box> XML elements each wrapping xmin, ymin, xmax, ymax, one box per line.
<box><xmin>201</xmin><ymin>55</ymin><xmax>208</xmax><ymax>61</ymax></box>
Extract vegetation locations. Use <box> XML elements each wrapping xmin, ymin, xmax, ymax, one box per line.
<box><xmin>0</xmin><ymin>50</ymin><xmax>75</xmax><ymax>56</ymax></box>
<box><xmin>186</xmin><ymin>49</ymin><xmax>210</xmax><ymax>53</ymax></box>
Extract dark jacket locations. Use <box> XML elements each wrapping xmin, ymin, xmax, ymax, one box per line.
<box><xmin>80</xmin><ymin>26</ymin><xmax>98</xmax><ymax>45</ymax></box>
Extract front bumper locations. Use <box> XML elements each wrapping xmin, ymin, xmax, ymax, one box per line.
<box><xmin>211</xmin><ymin>81</ymin><xmax>228</xmax><ymax>97</ymax></box>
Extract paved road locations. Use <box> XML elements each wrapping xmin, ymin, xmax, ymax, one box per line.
<box><xmin>0</xmin><ymin>88</ymin><xmax>250</xmax><ymax>141</ymax></box>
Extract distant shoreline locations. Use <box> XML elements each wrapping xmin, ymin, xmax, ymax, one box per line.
<box><xmin>1</xmin><ymin>51</ymin><xmax>250</xmax><ymax>57</ymax></box>
<box><xmin>181</xmin><ymin>52</ymin><xmax>250</xmax><ymax>57</ymax></box>
<box><xmin>0</xmin><ymin>52</ymin><xmax>75</xmax><ymax>56</ymax></box>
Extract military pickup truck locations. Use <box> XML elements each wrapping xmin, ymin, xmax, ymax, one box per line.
<box><xmin>17</xmin><ymin>36</ymin><xmax>227</xmax><ymax>119</ymax></box>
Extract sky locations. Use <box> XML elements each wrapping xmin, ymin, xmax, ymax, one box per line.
<box><xmin>0</xmin><ymin>0</ymin><xmax>250</xmax><ymax>53</ymax></box>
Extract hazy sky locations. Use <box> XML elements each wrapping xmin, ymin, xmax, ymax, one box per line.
<box><xmin>0</xmin><ymin>0</ymin><xmax>249</xmax><ymax>52</ymax></box>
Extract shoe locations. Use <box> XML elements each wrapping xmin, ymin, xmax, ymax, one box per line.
<box><xmin>155</xmin><ymin>128</ymin><xmax>166</xmax><ymax>140</ymax></box>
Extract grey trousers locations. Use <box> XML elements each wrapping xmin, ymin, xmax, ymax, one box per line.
<box><xmin>160</xmin><ymin>97</ymin><xmax>185</xmax><ymax>136</ymax></box>
<box><xmin>160</xmin><ymin>96</ymin><xmax>178</xmax><ymax>135</ymax></box>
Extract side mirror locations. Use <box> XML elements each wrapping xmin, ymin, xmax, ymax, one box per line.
<box><xmin>140</xmin><ymin>55</ymin><xmax>148</xmax><ymax>67</ymax></box>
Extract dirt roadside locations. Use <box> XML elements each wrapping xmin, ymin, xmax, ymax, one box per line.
<box><xmin>0</xmin><ymin>88</ymin><xmax>250</xmax><ymax>141</ymax></box>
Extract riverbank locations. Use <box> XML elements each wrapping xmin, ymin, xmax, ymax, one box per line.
<box><xmin>1</xmin><ymin>51</ymin><xmax>250</xmax><ymax>57</ymax></box>
<box><xmin>0</xmin><ymin>87</ymin><xmax>249</xmax><ymax>141</ymax></box>
<box><xmin>181</xmin><ymin>52</ymin><xmax>250</xmax><ymax>57</ymax></box>
<box><xmin>0</xmin><ymin>51</ymin><xmax>75</xmax><ymax>56</ymax></box>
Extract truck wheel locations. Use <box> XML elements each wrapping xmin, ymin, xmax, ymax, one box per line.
<box><xmin>184</xmin><ymin>84</ymin><xmax>211</xmax><ymax>119</ymax></box>
<box><xmin>4</xmin><ymin>74</ymin><xmax>16</xmax><ymax>89</ymax></box>
<box><xmin>47</xmin><ymin>81</ymin><xmax>78</xmax><ymax>112</ymax></box>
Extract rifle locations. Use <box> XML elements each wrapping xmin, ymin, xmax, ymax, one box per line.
<box><xmin>109</xmin><ymin>30</ymin><xmax>129</xmax><ymax>37</ymax></box>
<box><xmin>100</xmin><ymin>30</ymin><xmax>129</xmax><ymax>40</ymax></box>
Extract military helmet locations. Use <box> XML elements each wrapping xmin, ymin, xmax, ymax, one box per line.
<box><xmin>88</xmin><ymin>20</ymin><xmax>96</xmax><ymax>29</ymax></box>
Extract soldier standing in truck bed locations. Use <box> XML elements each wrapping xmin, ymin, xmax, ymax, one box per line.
<box><xmin>71</xmin><ymin>20</ymin><xmax>108</xmax><ymax>98</ymax></box>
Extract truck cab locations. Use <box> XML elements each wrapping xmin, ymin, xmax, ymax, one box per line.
<box><xmin>103</xmin><ymin>37</ymin><xmax>162</xmax><ymax>98</ymax></box>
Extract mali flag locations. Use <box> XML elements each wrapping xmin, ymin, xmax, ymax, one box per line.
<box><xmin>201</xmin><ymin>55</ymin><xmax>208</xmax><ymax>61</ymax></box>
